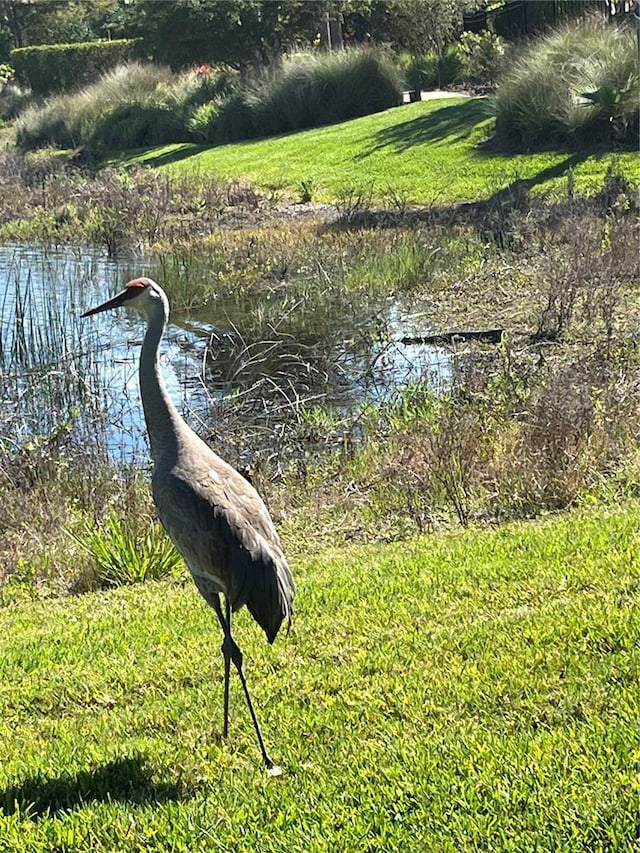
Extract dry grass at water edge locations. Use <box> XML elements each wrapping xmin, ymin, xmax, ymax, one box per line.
<box><xmin>0</xmin><ymin>174</ymin><xmax>638</xmax><ymax>597</ymax></box>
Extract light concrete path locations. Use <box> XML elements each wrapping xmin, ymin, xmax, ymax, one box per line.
<box><xmin>402</xmin><ymin>89</ymin><xmax>472</xmax><ymax>103</ymax></box>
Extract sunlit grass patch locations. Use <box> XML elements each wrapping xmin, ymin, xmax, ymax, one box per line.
<box><xmin>123</xmin><ymin>97</ymin><xmax>638</xmax><ymax>203</ymax></box>
<box><xmin>0</xmin><ymin>503</ymin><xmax>638</xmax><ymax>850</ymax></box>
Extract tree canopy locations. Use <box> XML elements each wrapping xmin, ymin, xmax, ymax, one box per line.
<box><xmin>0</xmin><ymin>0</ymin><xmax>618</xmax><ymax>68</ymax></box>
<box><xmin>0</xmin><ymin>0</ymin><xmax>474</xmax><ymax>68</ymax></box>
<box><xmin>0</xmin><ymin>0</ymin><xmax>122</xmax><ymax>49</ymax></box>
<box><xmin>127</xmin><ymin>0</ymin><xmax>323</xmax><ymax>69</ymax></box>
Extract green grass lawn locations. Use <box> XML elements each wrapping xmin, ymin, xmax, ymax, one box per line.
<box><xmin>120</xmin><ymin>97</ymin><xmax>638</xmax><ymax>204</ymax></box>
<box><xmin>1</xmin><ymin>503</ymin><xmax>638</xmax><ymax>851</ymax></box>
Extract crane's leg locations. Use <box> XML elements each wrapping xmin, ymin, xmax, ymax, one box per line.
<box><xmin>222</xmin><ymin>598</ymin><xmax>231</xmax><ymax>739</ymax></box>
<box><xmin>212</xmin><ymin>595</ymin><xmax>282</xmax><ymax>776</ymax></box>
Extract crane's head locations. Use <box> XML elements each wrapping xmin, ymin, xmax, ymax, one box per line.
<box><xmin>81</xmin><ymin>277</ymin><xmax>167</xmax><ymax>320</ymax></box>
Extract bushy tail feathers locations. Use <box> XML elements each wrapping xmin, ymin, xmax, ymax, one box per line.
<box><xmin>245</xmin><ymin>555</ymin><xmax>294</xmax><ymax>644</ymax></box>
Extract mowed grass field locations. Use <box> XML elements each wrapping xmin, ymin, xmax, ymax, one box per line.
<box><xmin>122</xmin><ymin>97</ymin><xmax>639</xmax><ymax>203</ymax></box>
<box><xmin>1</xmin><ymin>504</ymin><xmax>638</xmax><ymax>851</ymax></box>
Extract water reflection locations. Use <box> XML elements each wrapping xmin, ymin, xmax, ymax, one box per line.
<box><xmin>0</xmin><ymin>244</ymin><xmax>451</xmax><ymax>467</ymax></box>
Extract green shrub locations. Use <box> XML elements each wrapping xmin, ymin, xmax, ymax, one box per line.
<box><xmin>454</xmin><ymin>31</ymin><xmax>506</xmax><ymax>87</ymax></box>
<box><xmin>10</xmin><ymin>38</ymin><xmax>143</xmax><ymax>96</ymax></box>
<box><xmin>400</xmin><ymin>46</ymin><xmax>463</xmax><ymax>92</ymax></box>
<box><xmin>399</xmin><ymin>50</ymin><xmax>439</xmax><ymax>90</ymax></box>
<box><xmin>495</xmin><ymin>17</ymin><xmax>639</xmax><ymax>148</ymax></box>
<box><xmin>188</xmin><ymin>99</ymin><xmax>223</xmax><ymax>143</ymax></box>
<box><xmin>438</xmin><ymin>44</ymin><xmax>465</xmax><ymax>88</ymax></box>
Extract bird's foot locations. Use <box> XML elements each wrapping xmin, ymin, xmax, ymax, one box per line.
<box><xmin>266</xmin><ymin>759</ymin><xmax>282</xmax><ymax>777</ymax></box>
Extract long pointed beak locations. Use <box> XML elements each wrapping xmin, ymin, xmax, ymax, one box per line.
<box><xmin>81</xmin><ymin>289</ymin><xmax>131</xmax><ymax>318</ymax></box>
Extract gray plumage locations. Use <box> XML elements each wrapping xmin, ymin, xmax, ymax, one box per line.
<box><xmin>153</xmin><ymin>441</ymin><xmax>292</xmax><ymax>643</ymax></box>
<box><xmin>83</xmin><ymin>276</ymin><xmax>294</xmax><ymax>774</ymax></box>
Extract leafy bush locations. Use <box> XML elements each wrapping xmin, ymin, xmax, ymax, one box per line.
<box><xmin>454</xmin><ymin>31</ymin><xmax>506</xmax><ymax>87</ymax></box>
<box><xmin>400</xmin><ymin>46</ymin><xmax>463</xmax><ymax>91</ymax></box>
<box><xmin>399</xmin><ymin>50</ymin><xmax>439</xmax><ymax>90</ymax></box>
<box><xmin>188</xmin><ymin>99</ymin><xmax>222</xmax><ymax>142</ymax></box>
<box><xmin>11</xmin><ymin>38</ymin><xmax>143</xmax><ymax>96</ymax></box>
<box><xmin>494</xmin><ymin>16</ymin><xmax>639</xmax><ymax>148</ymax></box>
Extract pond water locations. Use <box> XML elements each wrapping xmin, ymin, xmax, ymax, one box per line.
<box><xmin>0</xmin><ymin>244</ymin><xmax>451</xmax><ymax>467</ymax></box>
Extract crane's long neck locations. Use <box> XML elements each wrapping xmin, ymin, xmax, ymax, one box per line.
<box><xmin>139</xmin><ymin>297</ymin><xmax>185</xmax><ymax>463</ymax></box>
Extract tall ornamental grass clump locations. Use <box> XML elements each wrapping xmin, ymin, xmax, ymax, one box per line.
<box><xmin>494</xmin><ymin>16</ymin><xmax>638</xmax><ymax>148</ymax></box>
<box><xmin>194</xmin><ymin>48</ymin><xmax>403</xmax><ymax>144</ymax></box>
<box><xmin>15</xmin><ymin>62</ymin><xmax>208</xmax><ymax>151</ymax></box>
<box><xmin>16</xmin><ymin>51</ymin><xmax>400</xmax><ymax>152</ymax></box>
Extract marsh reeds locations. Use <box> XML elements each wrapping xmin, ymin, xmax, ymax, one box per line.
<box><xmin>0</xmin><ymin>153</ymin><xmax>263</xmax><ymax>257</ymax></box>
<box><xmin>0</xmin><ymin>265</ymin><xmax>101</xmax><ymax>447</ymax></box>
<box><xmin>0</xmin><ymin>255</ymin><xmax>157</xmax><ymax>593</ymax></box>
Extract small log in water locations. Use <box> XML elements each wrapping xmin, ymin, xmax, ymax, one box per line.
<box><xmin>400</xmin><ymin>328</ymin><xmax>505</xmax><ymax>346</ymax></box>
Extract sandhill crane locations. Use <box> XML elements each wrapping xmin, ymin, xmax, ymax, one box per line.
<box><xmin>83</xmin><ymin>277</ymin><xmax>294</xmax><ymax>775</ymax></box>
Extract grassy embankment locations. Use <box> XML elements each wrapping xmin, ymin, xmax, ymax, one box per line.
<box><xmin>1</xmin><ymin>504</ymin><xmax>638</xmax><ymax>851</ymax></box>
<box><xmin>120</xmin><ymin>97</ymin><xmax>639</xmax><ymax>203</ymax></box>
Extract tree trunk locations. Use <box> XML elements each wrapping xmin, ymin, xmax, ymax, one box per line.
<box><xmin>9</xmin><ymin>0</ymin><xmax>23</xmax><ymax>48</ymax></box>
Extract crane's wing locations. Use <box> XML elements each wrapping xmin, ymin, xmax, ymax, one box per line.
<box><xmin>152</xmin><ymin>458</ymin><xmax>294</xmax><ymax>644</ymax></box>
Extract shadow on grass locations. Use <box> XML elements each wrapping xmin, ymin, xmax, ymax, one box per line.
<box><xmin>118</xmin><ymin>99</ymin><xmax>492</xmax><ymax>169</ymax></box>
<box><xmin>474</xmin><ymin>151</ymin><xmax>590</xmax><ymax>197</ymax></box>
<box><xmin>0</xmin><ymin>754</ymin><xmax>190</xmax><ymax>818</ymax></box>
<box><xmin>332</xmin><ymin>151</ymin><xmax>594</xmax><ymax>237</ymax></box>
<box><xmin>357</xmin><ymin>98</ymin><xmax>494</xmax><ymax>158</ymax></box>
<box><xmin>114</xmin><ymin>143</ymin><xmax>203</xmax><ymax>169</ymax></box>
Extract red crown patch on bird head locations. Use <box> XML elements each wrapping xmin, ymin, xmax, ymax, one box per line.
<box><xmin>122</xmin><ymin>277</ymin><xmax>153</xmax><ymax>298</ymax></box>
